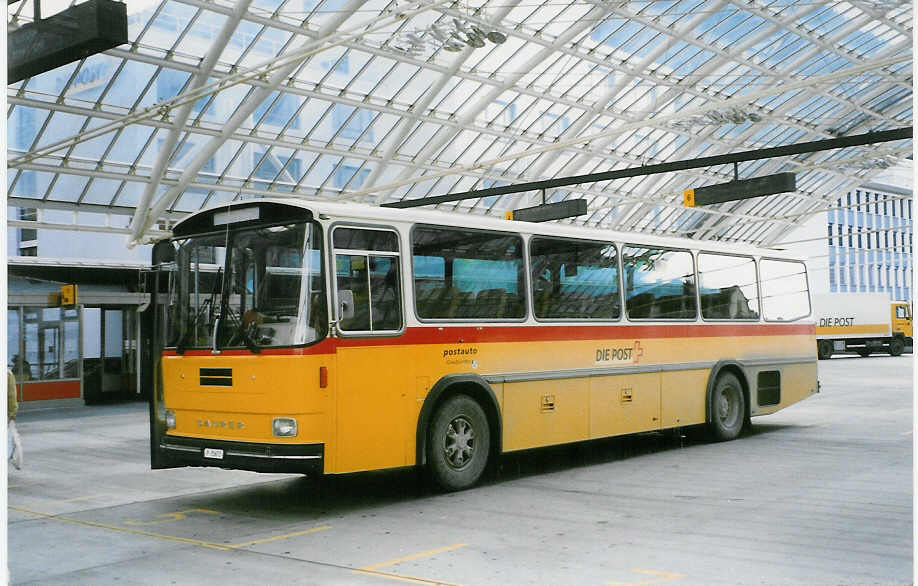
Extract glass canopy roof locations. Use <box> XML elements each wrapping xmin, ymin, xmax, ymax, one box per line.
<box><xmin>7</xmin><ymin>0</ymin><xmax>913</xmax><ymax>247</ymax></box>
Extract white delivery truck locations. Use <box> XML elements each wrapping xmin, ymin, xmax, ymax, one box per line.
<box><xmin>814</xmin><ymin>293</ymin><xmax>912</xmax><ymax>359</ymax></box>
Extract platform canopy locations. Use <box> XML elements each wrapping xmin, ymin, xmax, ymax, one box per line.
<box><xmin>7</xmin><ymin>0</ymin><xmax>913</xmax><ymax>246</ymax></box>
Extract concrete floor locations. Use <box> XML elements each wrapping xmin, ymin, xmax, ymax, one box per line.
<box><xmin>7</xmin><ymin>355</ymin><xmax>913</xmax><ymax>585</ymax></box>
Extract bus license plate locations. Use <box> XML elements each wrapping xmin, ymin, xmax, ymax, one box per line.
<box><xmin>204</xmin><ymin>448</ymin><xmax>224</xmax><ymax>459</ymax></box>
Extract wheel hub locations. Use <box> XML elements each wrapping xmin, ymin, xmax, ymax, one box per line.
<box><xmin>718</xmin><ymin>389</ymin><xmax>738</xmax><ymax>426</ymax></box>
<box><xmin>444</xmin><ymin>416</ymin><xmax>475</xmax><ymax>470</ymax></box>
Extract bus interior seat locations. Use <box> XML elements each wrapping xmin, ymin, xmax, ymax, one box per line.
<box><xmin>475</xmin><ymin>288</ymin><xmax>507</xmax><ymax>317</ymax></box>
<box><xmin>627</xmin><ymin>293</ymin><xmax>656</xmax><ymax>318</ymax></box>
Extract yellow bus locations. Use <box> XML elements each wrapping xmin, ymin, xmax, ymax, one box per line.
<box><xmin>150</xmin><ymin>199</ymin><xmax>819</xmax><ymax>490</ymax></box>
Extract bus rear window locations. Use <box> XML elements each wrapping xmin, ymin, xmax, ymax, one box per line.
<box><xmin>760</xmin><ymin>259</ymin><xmax>810</xmax><ymax>321</ymax></box>
<box><xmin>412</xmin><ymin>227</ymin><xmax>524</xmax><ymax>320</ymax></box>
<box><xmin>697</xmin><ymin>253</ymin><xmax>759</xmax><ymax>320</ymax></box>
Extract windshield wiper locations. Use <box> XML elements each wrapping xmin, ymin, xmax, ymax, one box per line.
<box><xmin>176</xmin><ymin>299</ymin><xmax>209</xmax><ymax>354</ymax></box>
<box><xmin>220</xmin><ymin>304</ymin><xmax>261</xmax><ymax>354</ymax></box>
<box><xmin>177</xmin><ymin>267</ymin><xmax>222</xmax><ymax>354</ymax></box>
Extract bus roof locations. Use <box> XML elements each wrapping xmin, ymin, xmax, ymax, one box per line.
<box><xmin>172</xmin><ymin>198</ymin><xmax>804</xmax><ymax>260</ymax></box>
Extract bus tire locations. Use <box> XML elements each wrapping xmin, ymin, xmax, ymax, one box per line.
<box><xmin>856</xmin><ymin>348</ymin><xmax>871</xmax><ymax>357</ymax></box>
<box><xmin>889</xmin><ymin>338</ymin><xmax>905</xmax><ymax>357</ymax></box>
<box><xmin>817</xmin><ymin>340</ymin><xmax>833</xmax><ymax>360</ymax></box>
<box><xmin>708</xmin><ymin>372</ymin><xmax>745</xmax><ymax>442</ymax></box>
<box><xmin>426</xmin><ymin>394</ymin><xmax>490</xmax><ymax>491</ymax></box>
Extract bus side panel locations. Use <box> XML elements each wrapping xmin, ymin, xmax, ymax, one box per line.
<box><xmin>334</xmin><ymin>345</ymin><xmax>415</xmax><ymax>474</ymax></box>
<box><xmin>660</xmin><ymin>369</ymin><xmax>708</xmax><ymax>428</ymax></box>
<box><xmin>751</xmin><ymin>363</ymin><xmax>819</xmax><ymax>416</ymax></box>
<box><xmin>502</xmin><ymin>378</ymin><xmax>590</xmax><ymax>452</ymax></box>
<box><xmin>589</xmin><ymin>372</ymin><xmax>661</xmax><ymax>438</ymax></box>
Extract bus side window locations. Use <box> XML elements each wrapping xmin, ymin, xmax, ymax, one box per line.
<box><xmin>333</xmin><ymin>227</ymin><xmax>402</xmax><ymax>333</ymax></box>
<box><xmin>697</xmin><ymin>253</ymin><xmax>759</xmax><ymax>320</ymax></box>
<box><xmin>369</xmin><ymin>256</ymin><xmax>402</xmax><ymax>330</ymax></box>
<box><xmin>622</xmin><ymin>246</ymin><xmax>696</xmax><ymax>320</ymax></box>
<box><xmin>529</xmin><ymin>237</ymin><xmax>620</xmax><ymax>320</ymax></box>
<box><xmin>412</xmin><ymin>226</ymin><xmax>524</xmax><ymax>320</ymax></box>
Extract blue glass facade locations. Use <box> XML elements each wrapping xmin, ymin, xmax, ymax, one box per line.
<box><xmin>826</xmin><ymin>187</ymin><xmax>912</xmax><ymax>302</ymax></box>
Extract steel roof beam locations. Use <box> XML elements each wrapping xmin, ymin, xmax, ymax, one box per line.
<box><xmin>383</xmin><ymin>128</ymin><xmax>910</xmax><ymax>208</ymax></box>
<box><xmin>497</xmin><ymin>1</ymin><xmax>728</xmax><ymax>213</ymax></box>
<box><xmin>130</xmin><ymin>0</ymin><xmax>451</xmax><ymax>243</ymax></box>
<box><xmin>13</xmin><ymin>152</ymin><xmax>797</xmax><ymax>229</ymax></box>
<box><xmin>9</xmin><ymin>219</ymin><xmax>171</xmax><ymax>237</ymax></box>
<box><xmin>605</xmin><ymin>2</ymin><xmax>911</xmax><ymax>118</ymax></box>
<box><xmin>13</xmin><ymin>0</ymin><xmax>911</xmax><ymax>170</ymax></box>
<box><xmin>5</xmin><ymin>196</ymin><xmax>186</xmax><ymax>219</ymax></box>
<box><xmin>9</xmin><ymin>1</ymin><xmax>446</xmax><ymax>169</ymax></box>
<box><xmin>340</xmin><ymin>55</ymin><xmax>909</xmax><ymax>204</ymax></box>
<box><xmin>362</xmin><ymin>2</ymin><xmax>522</xmax><ymax>199</ymax></box>
<box><xmin>373</xmin><ymin>3</ymin><xmax>614</xmax><ymax>203</ymax></box>
<box><xmin>129</xmin><ymin>0</ymin><xmax>255</xmax><ymax>244</ymax></box>
<box><xmin>443</xmin><ymin>4</ymin><xmax>909</xmax><ymax>139</ymax></box>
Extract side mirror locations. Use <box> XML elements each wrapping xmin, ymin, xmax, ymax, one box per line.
<box><xmin>152</xmin><ymin>240</ymin><xmax>176</xmax><ymax>265</ymax></box>
<box><xmin>338</xmin><ymin>289</ymin><xmax>355</xmax><ymax>320</ymax></box>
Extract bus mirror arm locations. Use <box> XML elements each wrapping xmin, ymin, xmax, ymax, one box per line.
<box><xmin>211</xmin><ymin>316</ymin><xmax>221</xmax><ymax>355</ymax></box>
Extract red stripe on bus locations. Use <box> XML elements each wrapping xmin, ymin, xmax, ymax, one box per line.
<box><xmin>163</xmin><ymin>322</ymin><xmax>814</xmax><ymax>357</ymax></box>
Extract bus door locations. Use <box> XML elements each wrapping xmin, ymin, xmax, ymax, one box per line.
<box><xmin>331</xmin><ymin>226</ymin><xmax>413</xmax><ymax>473</ymax></box>
<box><xmin>150</xmin><ymin>242</ymin><xmax>181</xmax><ymax>469</ymax></box>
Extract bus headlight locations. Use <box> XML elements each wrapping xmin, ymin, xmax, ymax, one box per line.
<box><xmin>273</xmin><ymin>417</ymin><xmax>298</xmax><ymax>437</ymax></box>
<box><xmin>165</xmin><ymin>410</ymin><xmax>176</xmax><ymax>429</ymax></box>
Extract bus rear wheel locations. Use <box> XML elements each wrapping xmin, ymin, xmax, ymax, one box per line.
<box><xmin>427</xmin><ymin>395</ymin><xmax>490</xmax><ymax>491</ymax></box>
<box><xmin>856</xmin><ymin>348</ymin><xmax>871</xmax><ymax>357</ymax></box>
<box><xmin>889</xmin><ymin>338</ymin><xmax>905</xmax><ymax>357</ymax></box>
<box><xmin>817</xmin><ymin>340</ymin><xmax>833</xmax><ymax>360</ymax></box>
<box><xmin>709</xmin><ymin>373</ymin><xmax>746</xmax><ymax>442</ymax></box>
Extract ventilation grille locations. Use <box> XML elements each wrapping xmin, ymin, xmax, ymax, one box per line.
<box><xmin>757</xmin><ymin>371</ymin><xmax>780</xmax><ymax>406</ymax></box>
<box><xmin>200</xmin><ymin>368</ymin><xmax>232</xmax><ymax>387</ymax></box>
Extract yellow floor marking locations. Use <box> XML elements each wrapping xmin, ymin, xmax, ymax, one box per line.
<box><xmin>901</xmin><ymin>430</ymin><xmax>913</xmax><ymax>436</ymax></box>
<box><xmin>57</xmin><ymin>494</ymin><xmax>110</xmax><ymax>504</ymax></box>
<box><xmin>10</xmin><ymin>506</ymin><xmax>232</xmax><ymax>550</ymax></box>
<box><xmin>12</xmin><ymin>504</ymin><xmax>459</xmax><ymax>584</ymax></box>
<box><xmin>360</xmin><ymin>543</ymin><xmax>467</xmax><ymax>572</ymax></box>
<box><xmin>124</xmin><ymin>508</ymin><xmax>220</xmax><ymax>526</ymax></box>
<box><xmin>354</xmin><ymin>543</ymin><xmax>468</xmax><ymax>586</ymax></box>
<box><xmin>230</xmin><ymin>525</ymin><xmax>331</xmax><ymax>548</ymax></box>
<box><xmin>10</xmin><ymin>505</ymin><xmax>329</xmax><ymax>552</ymax></box>
<box><xmin>355</xmin><ymin>568</ymin><xmax>463</xmax><ymax>586</ymax></box>
<box><xmin>608</xmin><ymin>569</ymin><xmax>685</xmax><ymax>586</ymax></box>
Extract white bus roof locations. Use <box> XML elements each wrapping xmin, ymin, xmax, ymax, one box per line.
<box><xmin>174</xmin><ymin>198</ymin><xmax>804</xmax><ymax>261</ymax></box>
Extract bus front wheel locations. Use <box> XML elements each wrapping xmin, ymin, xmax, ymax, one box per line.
<box><xmin>709</xmin><ymin>373</ymin><xmax>746</xmax><ymax>442</ymax></box>
<box><xmin>427</xmin><ymin>395</ymin><xmax>490</xmax><ymax>491</ymax></box>
<box><xmin>889</xmin><ymin>338</ymin><xmax>905</xmax><ymax>357</ymax></box>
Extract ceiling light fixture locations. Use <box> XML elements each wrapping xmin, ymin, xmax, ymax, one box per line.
<box><xmin>838</xmin><ymin>155</ymin><xmax>901</xmax><ymax>170</ymax></box>
<box><xmin>392</xmin><ymin>17</ymin><xmax>506</xmax><ymax>56</ymax></box>
<box><xmin>668</xmin><ymin>107</ymin><xmax>763</xmax><ymax>131</ymax></box>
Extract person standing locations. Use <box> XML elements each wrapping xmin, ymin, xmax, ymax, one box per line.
<box><xmin>8</xmin><ymin>369</ymin><xmax>22</xmax><ymax>470</ymax></box>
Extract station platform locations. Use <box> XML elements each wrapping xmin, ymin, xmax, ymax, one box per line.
<box><xmin>7</xmin><ymin>355</ymin><xmax>913</xmax><ymax>585</ymax></box>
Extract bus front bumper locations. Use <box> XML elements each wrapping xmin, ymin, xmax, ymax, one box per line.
<box><xmin>159</xmin><ymin>435</ymin><xmax>324</xmax><ymax>475</ymax></box>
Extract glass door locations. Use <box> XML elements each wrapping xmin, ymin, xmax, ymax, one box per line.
<box><xmin>102</xmin><ymin>309</ymin><xmax>125</xmax><ymax>396</ymax></box>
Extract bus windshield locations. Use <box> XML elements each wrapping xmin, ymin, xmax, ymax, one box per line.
<box><xmin>169</xmin><ymin>221</ymin><xmax>326</xmax><ymax>351</ymax></box>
